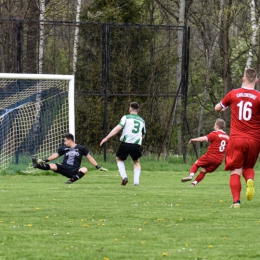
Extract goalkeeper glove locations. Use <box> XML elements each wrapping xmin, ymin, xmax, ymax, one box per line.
<box><xmin>37</xmin><ymin>158</ymin><xmax>49</xmax><ymax>164</ymax></box>
<box><xmin>96</xmin><ymin>165</ymin><xmax>108</xmax><ymax>172</ymax></box>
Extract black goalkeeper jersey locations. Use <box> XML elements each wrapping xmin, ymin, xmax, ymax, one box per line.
<box><xmin>57</xmin><ymin>144</ymin><xmax>90</xmax><ymax>168</ymax></box>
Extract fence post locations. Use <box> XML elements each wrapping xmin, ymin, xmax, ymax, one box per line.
<box><xmin>14</xmin><ymin>20</ymin><xmax>23</xmax><ymax>165</ymax></box>
<box><xmin>15</xmin><ymin>20</ymin><xmax>23</xmax><ymax>73</ymax></box>
<box><xmin>103</xmin><ymin>23</ymin><xmax>110</xmax><ymax>162</ymax></box>
<box><xmin>181</xmin><ymin>26</ymin><xmax>190</xmax><ymax>164</ymax></box>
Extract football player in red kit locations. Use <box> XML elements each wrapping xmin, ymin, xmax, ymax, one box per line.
<box><xmin>215</xmin><ymin>68</ymin><xmax>260</xmax><ymax>208</ymax></box>
<box><xmin>181</xmin><ymin>119</ymin><xmax>229</xmax><ymax>186</ymax></box>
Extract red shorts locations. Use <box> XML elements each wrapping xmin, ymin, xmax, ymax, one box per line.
<box><xmin>196</xmin><ymin>154</ymin><xmax>222</xmax><ymax>173</ymax></box>
<box><xmin>225</xmin><ymin>138</ymin><xmax>260</xmax><ymax>171</ymax></box>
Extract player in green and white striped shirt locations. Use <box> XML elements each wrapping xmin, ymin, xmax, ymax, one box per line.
<box><xmin>100</xmin><ymin>102</ymin><xmax>146</xmax><ymax>186</ymax></box>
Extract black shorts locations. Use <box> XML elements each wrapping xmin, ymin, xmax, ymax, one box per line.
<box><xmin>55</xmin><ymin>164</ymin><xmax>80</xmax><ymax>178</ymax></box>
<box><xmin>116</xmin><ymin>142</ymin><xmax>142</xmax><ymax>161</ymax></box>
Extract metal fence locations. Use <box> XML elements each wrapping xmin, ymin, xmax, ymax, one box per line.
<box><xmin>0</xmin><ymin>19</ymin><xmax>190</xmax><ymax>161</ymax></box>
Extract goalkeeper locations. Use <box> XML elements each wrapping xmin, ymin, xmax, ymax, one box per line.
<box><xmin>32</xmin><ymin>133</ymin><xmax>108</xmax><ymax>184</ymax></box>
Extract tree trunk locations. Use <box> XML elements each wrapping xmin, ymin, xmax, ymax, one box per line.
<box><xmin>26</xmin><ymin>1</ymin><xmax>40</xmax><ymax>73</ymax></box>
<box><xmin>219</xmin><ymin>0</ymin><xmax>232</xmax><ymax>127</ymax></box>
<box><xmin>73</xmin><ymin>0</ymin><xmax>82</xmax><ymax>74</ymax></box>
<box><xmin>220</xmin><ymin>0</ymin><xmax>232</xmax><ymax>96</ymax></box>
<box><xmin>166</xmin><ymin>0</ymin><xmax>185</xmax><ymax>158</ymax></box>
<box><xmin>196</xmin><ymin>0</ymin><xmax>223</xmax><ymax>154</ymax></box>
<box><xmin>246</xmin><ymin>0</ymin><xmax>258</xmax><ymax>70</ymax></box>
<box><xmin>39</xmin><ymin>0</ymin><xmax>45</xmax><ymax>74</ymax></box>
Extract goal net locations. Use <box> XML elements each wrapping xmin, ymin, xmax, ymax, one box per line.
<box><xmin>0</xmin><ymin>74</ymin><xmax>74</xmax><ymax>173</ymax></box>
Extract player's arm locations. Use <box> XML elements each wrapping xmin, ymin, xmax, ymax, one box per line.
<box><xmin>189</xmin><ymin>136</ymin><xmax>207</xmax><ymax>144</ymax></box>
<box><xmin>215</xmin><ymin>103</ymin><xmax>228</xmax><ymax>112</ymax></box>
<box><xmin>215</xmin><ymin>93</ymin><xmax>230</xmax><ymax>112</ymax></box>
<box><xmin>100</xmin><ymin>125</ymin><xmax>123</xmax><ymax>146</ymax></box>
<box><xmin>37</xmin><ymin>153</ymin><xmax>59</xmax><ymax>163</ymax></box>
<box><xmin>86</xmin><ymin>154</ymin><xmax>108</xmax><ymax>171</ymax></box>
<box><xmin>47</xmin><ymin>153</ymin><xmax>60</xmax><ymax>161</ymax></box>
<box><xmin>142</xmin><ymin>126</ymin><xmax>146</xmax><ymax>140</ymax></box>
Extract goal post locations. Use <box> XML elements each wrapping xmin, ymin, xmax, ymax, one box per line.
<box><xmin>0</xmin><ymin>73</ymin><xmax>75</xmax><ymax>173</ymax></box>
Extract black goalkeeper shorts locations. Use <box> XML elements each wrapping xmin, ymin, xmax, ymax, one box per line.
<box><xmin>116</xmin><ymin>142</ymin><xmax>142</xmax><ymax>161</ymax></box>
<box><xmin>55</xmin><ymin>164</ymin><xmax>80</xmax><ymax>178</ymax></box>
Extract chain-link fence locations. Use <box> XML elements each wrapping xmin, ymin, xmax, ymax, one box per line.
<box><xmin>0</xmin><ymin>19</ymin><xmax>190</xmax><ymax>161</ymax></box>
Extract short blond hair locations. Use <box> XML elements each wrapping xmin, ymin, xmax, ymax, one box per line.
<box><xmin>245</xmin><ymin>68</ymin><xmax>257</xmax><ymax>83</ymax></box>
<box><xmin>215</xmin><ymin>119</ymin><xmax>225</xmax><ymax>130</ymax></box>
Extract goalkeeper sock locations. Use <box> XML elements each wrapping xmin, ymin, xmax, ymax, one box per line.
<box><xmin>117</xmin><ymin>161</ymin><xmax>127</xmax><ymax>179</ymax></box>
<box><xmin>189</xmin><ymin>163</ymin><xmax>198</xmax><ymax>175</ymax></box>
<box><xmin>71</xmin><ymin>171</ymin><xmax>85</xmax><ymax>182</ymax></box>
<box><xmin>37</xmin><ymin>163</ymin><xmax>50</xmax><ymax>170</ymax></box>
<box><xmin>194</xmin><ymin>171</ymin><xmax>206</xmax><ymax>183</ymax></box>
<box><xmin>134</xmin><ymin>168</ymin><xmax>140</xmax><ymax>185</ymax></box>
<box><xmin>230</xmin><ymin>174</ymin><xmax>241</xmax><ymax>203</ymax></box>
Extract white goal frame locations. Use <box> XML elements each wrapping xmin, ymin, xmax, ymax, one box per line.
<box><xmin>0</xmin><ymin>73</ymin><xmax>75</xmax><ymax>137</ymax></box>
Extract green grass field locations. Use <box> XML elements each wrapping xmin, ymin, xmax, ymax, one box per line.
<box><xmin>1</xmin><ymin>156</ymin><xmax>260</xmax><ymax>260</ymax></box>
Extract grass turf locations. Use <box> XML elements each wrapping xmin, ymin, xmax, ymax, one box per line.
<box><xmin>0</xmin><ymin>159</ymin><xmax>260</xmax><ymax>259</ymax></box>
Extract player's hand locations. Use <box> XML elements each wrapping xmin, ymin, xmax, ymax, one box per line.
<box><xmin>98</xmin><ymin>166</ymin><xmax>108</xmax><ymax>172</ymax></box>
<box><xmin>189</xmin><ymin>139</ymin><xmax>196</xmax><ymax>144</ymax></box>
<box><xmin>100</xmin><ymin>137</ymin><xmax>108</xmax><ymax>146</ymax></box>
<box><xmin>37</xmin><ymin>158</ymin><xmax>49</xmax><ymax>164</ymax></box>
<box><xmin>221</xmin><ymin>106</ymin><xmax>228</xmax><ymax>112</ymax></box>
<box><xmin>216</xmin><ymin>106</ymin><xmax>228</xmax><ymax>113</ymax></box>
<box><xmin>96</xmin><ymin>165</ymin><xmax>108</xmax><ymax>171</ymax></box>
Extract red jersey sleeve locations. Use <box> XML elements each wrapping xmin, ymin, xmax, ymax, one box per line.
<box><xmin>206</xmin><ymin>132</ymin><xmax>216</xmax><ymax>142</ymax></box>
<box><xmin>220</xmin><ymin>90</ymin><xmax>233</xmax><ymax>109</ymax></box>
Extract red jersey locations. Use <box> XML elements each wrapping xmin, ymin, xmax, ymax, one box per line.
<box><xmin>205</xmin><ymin>130</ymin><xmax>229</xmax><ymax>162</ymax></box>
<box><xmin>220</xmin><ymin>86</ymin><xmax>260</xmax><ymax>141</ymax></box>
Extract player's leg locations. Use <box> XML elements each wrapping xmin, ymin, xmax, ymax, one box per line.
<box><xmin>181</xmin><ymin>156</ymin><xmax>205</xmax><ymax>182</ymax></box>
<box><xmin>117</xmin><ymin>157</ymin><xmax>128</xmax><ymax>185</ymax></box>
<box><xmin>129</xmin><ymin>144</ymin><xmax>142</xmax><ymax>185</ymax></box>
<box><xmin>32</xmin><ymin>156</ymin><xmax>57</xmax><ymax>171</ymax></box>
<box><xmin>65</xmin><ymin>167</ymin><xmax>87</xmax><ymax>184</ymax></box>
<box><xmin>181</xmin><ymin>160</ymin><xmax>198</xmax><ymax>182</ymax></box>
<box><xmin>191</xmin><ymin>163</ymin><xmax>220</xmax><ymax>186</ymax></box>
<box><xmin>191</xmin><ymin>168</ymin><xmax>206</xmax><ymax>186</ymax></box>
<box><xmin>242</xmin><ymin>139</ymin><xmax>260</xmax><ymax>200</ymax></box>
<box><xmin>225</xmin><ymin>138</ymin><xmax>259</xmax><ymax>206</ymax></box>
<box><xmin>116</xmin><ymin>158</ymin><xmax>128</xmax><ymax>185</ymax></box>
<box><xmin>243</xmin><ymin>168</ymin><xmax>255</xmax><ymax>201</ymax></box>
<box><xmin>116</xmin><ymin>143</ymin><xmax>130</xmax><ymax>185</ymax></box>
<box><xmin>51</xmin><ymin>164</ymin><xmax>81</xmax><ymax>184</ymax></box>
<box><xmin>189</xmin><ymin>161</ymin><xmax>199</xmax><ymax>177</ymax></box>
<box><xmin>242</xmin><ymin>168</ymin><xmax>254</xmax><ymax>183</ymax></box>
<box><xmin>243</xmin><ymin>167</ymin><xmax>255</xmax><ymax>201</ymax></box>
<box><xmin>229</xmin><ymin>170</ymin><xmax>242</xmax><ymax>208</ymax></box>
<box><xmin>133</xmin><ymin>159</ymin><xmax>141</xmax><ymax>186</ymax></box>
<box><xmin>225</xmin><ymin>138</ymin><xmax>245</xmax><ymax>208</ymax></box>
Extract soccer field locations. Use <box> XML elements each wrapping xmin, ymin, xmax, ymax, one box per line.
<box><xmin>0</xmin><ymin>164</ymin><xmax>260</xmax><ymax>259</ymax></box>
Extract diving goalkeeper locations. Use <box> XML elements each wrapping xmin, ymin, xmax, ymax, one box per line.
<box><xmin>32</xmin><ymin>133</ymin><xmax>108</xmax><ymax>184</ymax></box>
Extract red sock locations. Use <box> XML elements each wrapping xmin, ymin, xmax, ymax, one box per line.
<box><xmin>242</xmin><ymin>168</ymin><xmax>254</xmax><ymax>182</ymax></box>
<box><xmin>190</xmin><ymin>163</ymin><xmax>198</xmax><ymax>174</ymax></box>
<box><xmin>230</xmin><ymin>174</ymin><xmax>241</xmax><ymax>203</ymax></box>
<box><xmin>194</xmin><ymin>171</ymin><xmax>206</xmax><ymax>183</ymax></box>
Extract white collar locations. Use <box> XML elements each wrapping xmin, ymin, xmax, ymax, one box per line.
<box><xmin>241</xmin><ymin>83</ymin><xmax>255</xmax><ymax>90</ymax></box>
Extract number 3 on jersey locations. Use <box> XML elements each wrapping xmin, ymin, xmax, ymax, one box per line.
<box><xmin>219</xmin><ymin>140</ymin><xmax>226</xmax><ymax>152</ymax></box>
<box><xmin>237</xmin><ymin>101</ymin><xmax>252</xmax><ymax>121</ymax></box>
<box><xmin>132</xmin><ymin>120</ymin><xmax>140</xmax><ymax>133</ymax></box>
